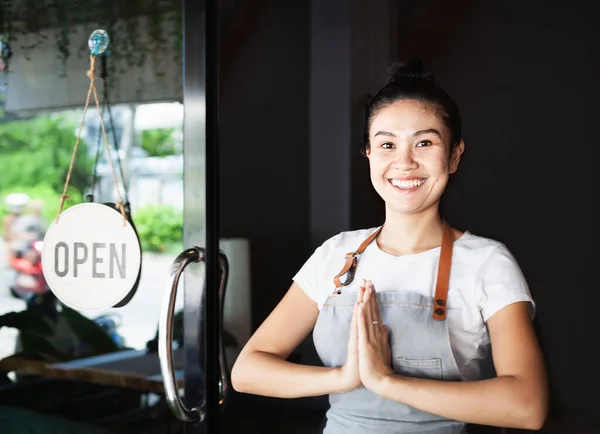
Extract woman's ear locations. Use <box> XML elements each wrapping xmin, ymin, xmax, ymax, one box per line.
<box><xmin>449</xmin><ymin>139</ymin><xmax>465</xmax><ymax>174</ymax></box>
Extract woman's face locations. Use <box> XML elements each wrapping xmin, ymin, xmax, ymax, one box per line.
<box><xmin>366</xmin><ymin>99</ymin><xmax>464</xmax><ymax>217</ymax></box>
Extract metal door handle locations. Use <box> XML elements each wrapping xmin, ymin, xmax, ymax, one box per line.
<box><xmin>217</xmin><ymin>251</ymin><xmax>230</xmax><ymax>406</ymax></box>
<box><xmin>159</xmin><ymin>247</ymin><xmax>230</xmax><ymax>423</ymax></box>
<box><xmin>159</xmin><ymin>247</ymin><xmax>205</xmax><ymax>422</ymax></box>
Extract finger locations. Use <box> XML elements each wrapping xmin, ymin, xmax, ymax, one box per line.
<box><xmin>368</xmin><ymin>281</ymin><xmax>379</xmax><ymax>323</ymax></box>
<box><xmin>357</xmin><ymin>303</ymin><xmax>369</xmax><ymax>343</ymax></box>
<box><xmin>368</xmin><ymin>282</ymin><xmax>386</xmax><ymax>343</ymax></box>
<box><xmin>348</xmin><ymin>302</ymin><xmax>358</xmax><ymax>350</ymax></box>
<box><xmin>356</xmin><ymin>303</ymin><xmax>363</xmax><ymax>340</ymax></box>
<box><xmin>357</xmin><ymin>279</ymin><xmax>366</xmax><ymax>302</ymax></box>
<box><xmin>362</xmin><ymin>285</ymin><xmax>374</xmax><ymax>326</ymax></box>
<box><xmin>366</xmin><ymin>282</ymin><xmax>380</xmax><ymax>330</ymax></box>
<box><xmin>351</xmin><ymin>281</ymin><xmax>364</xmax><ymax>345</ymax></box>
<box><xmin>367</xmin><ymin>281</ymin><xmax>383</xmax><ymax>321</ymax></box>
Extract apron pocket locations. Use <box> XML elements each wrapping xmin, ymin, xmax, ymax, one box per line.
<box><xmin>394</xmin><ymin>357</ymin><xmax>443</xmax><ymax>380</ymax></box>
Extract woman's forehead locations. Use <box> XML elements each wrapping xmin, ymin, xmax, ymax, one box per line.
<box><xmin>370</xmin><ymin>100</ymin><xmax>446</xmax><ymax>134</ymax></box>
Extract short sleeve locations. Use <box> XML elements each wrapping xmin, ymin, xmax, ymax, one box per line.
<box><xmin>292</xmin><ymin>244</ymin><xmax>328</xmax><ymax>306</ymax></box>
<box><xmin>478</xmin><ymin>244</ymin><xmax>536</xmax><ymax>322</ymax></box>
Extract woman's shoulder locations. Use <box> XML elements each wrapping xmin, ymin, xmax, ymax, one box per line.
<box><xmin>456</xmin><ymin>231</ymin><xmax>534</xmax><ymax>320</ymax></box>
<box><xmin>454</xmin><ymin>230</ymin><xmax>524</xmax><ymax>278</ymax></box>
<box><xmin>455</xmin><ymin>230</ymin><xmax>511</xmax><ymax>256</ymax></box>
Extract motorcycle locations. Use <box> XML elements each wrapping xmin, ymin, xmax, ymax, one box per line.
<box><xmin>9</xmin><ymin>239</ymin><xmax>47</xmax><ymax>302</ymax></box>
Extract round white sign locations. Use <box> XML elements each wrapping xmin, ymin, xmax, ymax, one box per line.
<box><xmin>42</xmin><ymin>202</ymin><xmax>142</xmax><ymax>311</ymax></box>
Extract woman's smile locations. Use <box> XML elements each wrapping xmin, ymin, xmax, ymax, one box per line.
<box><xmin>387</xmin><ymin>177</ymin><xmax>427</xmax><ymax>192</ymax></box>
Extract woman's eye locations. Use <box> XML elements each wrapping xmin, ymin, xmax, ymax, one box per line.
<box><xmin>416</xmin><ymin>140</ymin><xmax>433</xmax><ymax>147</ymax></box>
<box><xmin>381</xmin><ymin>142</ymin><xmax>394</xmax><ymax>149</ymax></box>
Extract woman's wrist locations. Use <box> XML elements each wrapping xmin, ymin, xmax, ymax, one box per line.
<box><xmin>330</xmin><ymin>366</ymin><xmax>362</xmax><ymax>394</ymax></box>
<box><xmin>331</xmin><ymin>367</ymin><xmax>350</xmax><ymax>394</ymax></box>
<box><xmin>370</xmin><ymin>372</ymin><xmax>398</xmax><ymax>397</ymax></box>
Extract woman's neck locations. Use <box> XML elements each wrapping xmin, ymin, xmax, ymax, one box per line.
<box><xmin>377</xmin><ymin>208</ymin><xmax>446</xmax><ymax>256</ymax></box>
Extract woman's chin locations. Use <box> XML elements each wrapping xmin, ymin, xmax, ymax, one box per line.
<box><xmin>384</xmin><ymin>199</ymin><xmax>440</xmax><ymax>217</ymax></box>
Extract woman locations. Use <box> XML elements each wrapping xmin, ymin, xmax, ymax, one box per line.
<box><xmin>231</xmin><ymin>62</ymin><xmax>548</xmax><ymax>433</ymax></box>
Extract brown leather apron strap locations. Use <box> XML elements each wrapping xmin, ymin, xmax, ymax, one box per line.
<box><xmin>332</xmin><ymin>227</ymin><xmax>382</xmax><ymax>290</ymax></box>
<box><xmin>432</xmin><ymin>222</ymin><xmax>453</xmax><ymax>321</ymax></box>
<box><xmin>331</xmin><ymin>222</ymin><xmax>454</xmax><ymax>321</ymax></box>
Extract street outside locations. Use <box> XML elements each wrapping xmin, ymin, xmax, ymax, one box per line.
<box><xmin>0</xmin><ymin>238</ymin><xmax>182</xmax><ymax>362</ymax></box>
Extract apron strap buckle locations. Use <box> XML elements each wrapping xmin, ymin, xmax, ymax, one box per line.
<box><xmin>332</xmin><ymin>228</ymin><xmax>382</xmax><ymax>292</ymax></box>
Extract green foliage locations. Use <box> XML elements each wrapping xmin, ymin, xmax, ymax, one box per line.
<box><xmin>0</xmin><ymin>84</ymin><xmax>6</xmax><ymax>118</ymax></box>
<box><xmin>0</xmin><ymin>115</ymin><xmax>93</xmax><ymax>193</ymax></box>
<box><xmin>0</xmin><ymin>184</ymin><xmax>83</xmax><ymax>235</ymax></box>
<box><xmin>134</xmin><ymin>204</ymin><xmax>183</xmax><ymax>252</ymax></box>
<box><xmin>140</xmin><ymin>127</ymin><xmax>181</xmax><ymax>157</ymax></box>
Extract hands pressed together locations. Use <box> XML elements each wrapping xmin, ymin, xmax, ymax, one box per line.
<box><xmin>338</xmin><ymin>279</ymin><xmax>394</xmax><ymax>394</ymax></box>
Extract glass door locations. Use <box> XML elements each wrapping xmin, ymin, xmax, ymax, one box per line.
<box><xmin>159</xmin><ymin>0</ymin><xmax>218</xmax><ymax>433</ymax></box>
<box><xmin>0</xmin><ymin>0</ymin><xmax>326</xmax><ymax>432</ymax></box>
<box><xmin>162</xmin><ymin>1</ymin><xmax>326</xmax><ymax>433</ymax></box>
<box><xmin>0</xmin><ymin>1</ymin><xmax>191</xmax><ymax>433</ymax></box>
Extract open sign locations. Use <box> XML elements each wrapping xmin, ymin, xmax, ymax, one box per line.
<box><xmin>42</xmin><ymin>203</ymin><xmax>142</xmax><ymax>310</ymax></box>
<box><xmin>53</xmin><ymin>242</ymin><xmax>127</xmax><ymax>279</ymax></box>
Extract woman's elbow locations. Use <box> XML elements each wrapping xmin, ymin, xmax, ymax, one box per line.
<box><xmin>518</xmin><ymin>391</ymin><xmax>549</xmax><ymax>430</ymax></box>
<box><xmin>230</xmin><ymin>356</ymin><xmax>249</xmax><ymax>393</ymax></box>
<box><xmin>521</xmin><ymin>407</ymin><xmax>547</xmax><ymax>431</ymax></box>
<box><xmin>231</xmin><ymin>350</ymin><xmax>263</xmax><ymax>393</ymax></box>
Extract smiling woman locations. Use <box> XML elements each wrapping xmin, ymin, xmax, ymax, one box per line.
<box><xmin>366</xmin><ymin>100</ymin><xmax>463</xmax><ymax>220</ymax></box>
<box><xmin>363</xmin><ymin>62</ymin><xmax>464</xmax><ymax>224</ymax></box>
<box><xmin>231</xmin><ymin>61</ymin><xmax>548</xmax><ymax>434</ymax></box>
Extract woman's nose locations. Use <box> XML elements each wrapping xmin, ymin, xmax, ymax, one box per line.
<box><xmin>392</xmin><ymin>148</ymin><xmax>418</xmax><ymax>171</ymax></box>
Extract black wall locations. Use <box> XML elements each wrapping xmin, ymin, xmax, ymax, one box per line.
<box><xmin>219</xmin><ymin>0</ymin><xmax>312</xmax><ymax>331</ymax></box>
<box><xmin>431</xmin><ymin>1</ymin><xmax>596</xmax><ymax>428</ymax></box>
<box><xmin>219</xmin><ymin>0</ymin><xmax>597</xmax><ymax>429</ymax></box>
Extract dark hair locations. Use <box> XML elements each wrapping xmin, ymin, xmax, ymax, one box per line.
<box><xmin>362</xmin><ymin>61</ymin><xmax>462</xmax><ymax>155</ymax></box>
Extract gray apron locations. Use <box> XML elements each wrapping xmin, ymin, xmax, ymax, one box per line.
<box><xmin>313</xmin><ymin>223</ymin><xmax>467</xmax><ymax>433</ymax></box>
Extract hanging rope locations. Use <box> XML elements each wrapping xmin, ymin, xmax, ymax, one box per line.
<box><xmin>56</xmin><ymin>54</ymin><xmax>127</xmax><ymax>225</ymax></box>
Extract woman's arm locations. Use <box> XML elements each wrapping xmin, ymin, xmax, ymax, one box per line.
<box><xmin>231</xmin><ymin>282</ymin><xmax>356</xmax><ymax>398</ymax></box>
<box><xmin>367</xmin><ymin>301</ymin><xmax>548</xmax><ymax>430</ymax></box>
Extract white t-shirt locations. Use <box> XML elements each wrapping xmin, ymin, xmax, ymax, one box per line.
<box><xmin>293</xmin><ymin>227</ymin><xmax>535</xmax><ymax>381</ymax></box>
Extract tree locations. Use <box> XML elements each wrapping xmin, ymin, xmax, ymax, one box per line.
<box><xmin>0</xmin><ymin>115</ymin><xmax>93</xmax><ymax>193</ymax></box>
<box><xmin>140</xmin><ymin>127</ymin><xmax>181</xmax><ymax>157</ymax></box>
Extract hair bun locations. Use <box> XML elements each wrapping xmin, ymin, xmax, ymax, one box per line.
<box><xmin>387</xmin><ymin>60</ymin><xmax>434</xmax><ymax>83</ymax></box>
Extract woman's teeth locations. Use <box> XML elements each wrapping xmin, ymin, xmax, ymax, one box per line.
<box><xmin>389</xmin><ymin>178</ymin><xmax>426</xmax><ymax>189</ymax></box>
